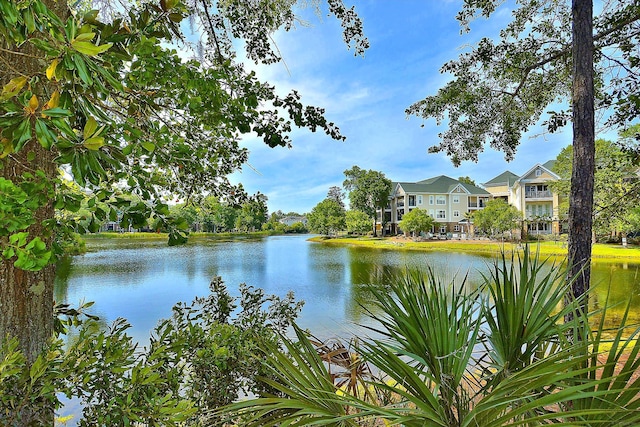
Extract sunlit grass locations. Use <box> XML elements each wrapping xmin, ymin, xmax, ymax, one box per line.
<box><xmin>309</xmin><ymin>236</ymin><xmax>640</xmax><ymax>262</ymax></box>
<box><xmin>84</xmin><ymin>230</ymin><xmax>281</xmax><ymax>241</ymax></box>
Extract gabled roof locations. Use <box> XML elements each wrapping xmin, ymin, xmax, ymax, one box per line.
<box><xmin>484</xmin><ymin>171</ymin><xmax>520</xmax><ymax>187</ymax></box>
<box><xmin>517</xmin><ymin>162</ymin><xmax>559</xmax><ymax>182</ymax></box>
<box><xmin>397</xmin><ymin>175</ymin><xmax>489</xmax><ymax>195</ymax></box>
<box><xmin>484</xmin><ymin>161</ymin><xmax>559</xmax><ymax>188</ymax></box>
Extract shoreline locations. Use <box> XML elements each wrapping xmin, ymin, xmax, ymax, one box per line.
<box><xmin>307</xmin><ymin>236</ymin><xmax>640</xmax><ymax>263</ymax></box>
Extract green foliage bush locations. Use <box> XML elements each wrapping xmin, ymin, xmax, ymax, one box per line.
<box><xmin>0</xmin><ymin>277</ymin><xmax>304</xmax><ymax>426</ymax></box>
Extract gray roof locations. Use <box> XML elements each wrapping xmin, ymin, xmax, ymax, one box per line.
<box><xmin>485</xmin><ymin>161</ymin><xmax>557</xmax><ymax>187</ymax></box>
<box><xmin>397</xmin><ymin>175</ymin><xmax>489</xmax><ymax>195</ymax></box>
<box><xmin>484</xmin><ymin>171</ymin><xmax>520</xmax><ymax>187</ymax></box>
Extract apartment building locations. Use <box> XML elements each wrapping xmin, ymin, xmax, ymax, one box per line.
<box><xmin>384</xmin><ymin>175</ymin><xmax>490</xmax><ymax>235</ymax></box>
<box><xmin>483</xmin><ymin>161</ymin><xmax>562</xmax><ymax>235</ymax></box>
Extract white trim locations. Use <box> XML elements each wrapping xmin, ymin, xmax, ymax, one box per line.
<box><xmin>515</xmin><ymin>163</ymin><xmax>559</xmax><ymax>183</ymax></box>
<box><xmin>450</xmin><ymin>184</ymin><xmax>471</xmax><ymax>194</ymax></box>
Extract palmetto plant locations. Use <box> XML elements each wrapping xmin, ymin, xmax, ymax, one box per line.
<box><xmin>217</xmin><ymin>248</ymin><xmax>640</xmax><ymax>426</ymax></box>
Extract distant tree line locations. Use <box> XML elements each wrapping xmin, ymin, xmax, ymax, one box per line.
<box><xmin>156</xmin><ymin>194</ymin><xmax>308</xmax><ymax>234</ymax></box>
<box><xmin>60</xmin><ymin>189</ymin><xmax>308</xmax><ymax>235</ymax></box>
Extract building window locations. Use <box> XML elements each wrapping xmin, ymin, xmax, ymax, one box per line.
<box><xmin>453</xmin><ymin>195</ymin><xmax>460</xmax><ymax>203</ymax></box>
<box><xmin>453</xmin><ymin>210</ymin><xmax>460</xmax><ymax>218</ymax></box>
<box><xmin>436</xmin><ymin>195</ymin><xmax>446</xmax><ymax>205</ymax></box>
<box><xmin>440</xmin><ymin>225</ymin><xmax>447</xmax><ymax>234</ymax></box>
<box><xmin>436</xmin><ymin>210</ymin><xmax>446</xmax><ymax>219</ymax></box>
<box><xmin>417</xmin><ymin>195</ymin><xmax>423</xmax><ymax>205</ymax></box>
<box><xmin>535</xmin><ymin>168</ymin><xmax>542</xmax><ymax>177</ymax></box>
<box><xmin>429</xmin><ymin>209</ymin><xmax>435</xmax><ymax>218</ymax></box>
<box><xmin>453</xmin><ymin>225</ymin><xmax>460</xmax><ymax>232</ymax></box>
<box><xmin>429</xmin><ymin>195</ymin><xmax>434</xmax><ymax>205</ymax></box>
<box><xmin>408</xmin><ymin>195</ymin><xmax>416</xmax><ymax>206</ymax></box>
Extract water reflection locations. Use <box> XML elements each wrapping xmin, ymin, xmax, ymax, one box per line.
<box><xmin>54</xmin><ymin>235</ymin><xmax>640</xmax><ymax>343</ymax></box>
<box><xmin>591</xmin><ymin>261</ymin><xmax>640</xmax><ymax>326</ymax></box>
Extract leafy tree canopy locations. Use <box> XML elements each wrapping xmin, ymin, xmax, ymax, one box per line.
<box><xmin>235</xmin><ymin>192</ymin><xmax>268</xmax><ymax>232</ymax></box>
<box><xmin>0</xmin><ymin>0</ymin><xmax>368</xmax><ymax>259</ymax></box>
<box><xmin>345</xmin><ymin>209</ymin><xmax>370</xmax><ymax>235</ymax></box>
<box><xmin>551</xmin><ymin>137</ymin><xmax>640</xmax><ymax>237</ymax></box>
<box><xmin>307</xmin><ymin>198</ymin><xmax>345</xmax><ymax>236</ymax></box>
<box><xmin>407</xmin><ymin>1</ymin><xmax>640</xmax><ymax>165</ymax></box>
<box><xmin>458</xmin><ymin>176</ymin><xmax>476</xmax><ymax>186</ymax></box>
<box><xmin>398</xmin><ymin>208</ymin><xmax>435</xmax><ymax>237</ymax></box>
<box><xmin>473</xmin><ymin>199</ymin><xmax>521</xmax><ymax>238</ymax></box>
<box><xmin>343</xmin><ymin>166</ymin><xmax>391</xmax><ymax>235</ymax></box>
<box><xmin>327</xmin><ymin>185</ymin><xmax>346</xmax><ymax>209</ymax></box>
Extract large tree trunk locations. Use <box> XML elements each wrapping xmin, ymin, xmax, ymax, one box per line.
<box><xmin>0</xmin><ymin>148</ymin><xmax>56</xmax><ymax>361</ymax></box>
<box><xmin>567</xmin><ymin>0</ymin><xmax>595</xmax><ymax>317</ymax></box>
<box><xmin>0</xmin><ymin>0</ymin><xmax>66</xmax><ymax>423</ymax></box>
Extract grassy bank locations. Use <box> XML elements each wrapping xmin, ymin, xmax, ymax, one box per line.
<box><xmin>81</xmin><ymin>230</ymin><xmax>296</xmax><ymax>247</ymax></box>
<box><xmin>82</xmin><ymin>230</ymin><xmax>287</xmax><ymax>242</ymax></box>
<box><xmin>308</xmin><ymin>236</ymin><xmax>640</xmax><ymax>262</ymax></box>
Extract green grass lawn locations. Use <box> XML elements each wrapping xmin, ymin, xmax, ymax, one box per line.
<box><xmin>308</xmin><ymin>236</ymin><xmax>640</xmax><ymax>262</ymax></box>
<box><xmin>84</xmin><ymin>230</ymin><xmax>282</xmax><ymax>240</ymax></box>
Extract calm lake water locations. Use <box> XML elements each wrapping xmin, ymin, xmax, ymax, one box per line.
<box><xmin>54</xmin><ymin>234</ymin><xmax>640</xmax><ymax>422</ymax></box>
<box><xmin>55</xmin><ymin>234</ymin><xmax>640</xmax><ymax>343</ymax></box>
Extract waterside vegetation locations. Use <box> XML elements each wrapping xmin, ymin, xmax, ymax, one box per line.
<box><xmin>308</xmin><ymin>235</ymin><xmax>640</xmax><ymax>263</ymax></box>
<box><xmin>217</xmin><ymin>250</ymin><xmax>640</xmax><ymax>426</ymax></box>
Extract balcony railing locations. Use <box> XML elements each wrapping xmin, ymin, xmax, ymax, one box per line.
<box><xmin>468</xmin><ymin>201</ymin><xmax>486</xmax><ymax>208</ymax></box>
<box><xmin>525</xmin><ymin>190</ymin><xmax>552</xmax><ymax>198</ymax></box>
<box><xmin>397</xmin><ymin>201</ymin><xmax>405</xmax><ymax>207</ymax></box>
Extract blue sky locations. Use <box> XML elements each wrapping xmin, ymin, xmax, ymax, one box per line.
<box><xmin>229</xmin><ymin>1</ymin><xmax>575</xmax><ymax>214</ymax></box>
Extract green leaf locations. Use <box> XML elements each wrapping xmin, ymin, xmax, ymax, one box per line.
<box><xmin>41</xmin><ymin>107</ymin><xmax>72</xmax><ymax>118</ymax></box>
<box><xmin>141</xmin><ymin>142</ymin><xmax>155</xmax><ymax>152</ymax></box>
<box><xmin>14</xmin><ymin>119</ymin><xmax>32</xmax><ymax>151</ymax></box>
<box><xmin>22</xmin><ymin>9</ymin><xmax>35</xmax><ymax>33</ymax></box>
<box><xmin>35</xmin><ymin>119</ymin><xmax>56</xmax><ymax>149</ymax></box>
<box><xmin>83</xmin><ymin>116</ymin><xmax>98</xmax><ymax>139</ymax></box>
<box><xmin>28</xmin><ymin>38</ymin><xmax>59</xmax><ymax>55</ymax></box>
<box><xmin>9</xmin><ymin>232</ymin><xmax>28</xmax><ymax>246</ymax></box>
<box><xmin>84</xmin><ymin>137</ymin><xmax>104</xmax><ymax>150</ymax></box>
<box><xmin>88</xmin><ymin>218</ymin><xmax>100</xmax><ymax>233</ymax></box>
<box><xmin>0</xmin><ymin>0</ymin><xmax>19</xmax><ymax>26</ymax></box>
<box><xmin>72</xmin><ymin>54</ymin><xmax>92</xmax><ymax>85</ymax></box>
<box><xmin>71</xmin><ymin>40</ymin><xmax>113</xmax><ymax>56</ymax></box>
<box><xmin>96</xmin><ymin>66</ymin><xmax>124</xmax><ymax>91</ymax></box>
<box><xmin>73</xmin><ymin>32</ymin><xmax>95</xmax><ymax>42</ymax></box>
<box><xmin>168</xmin><ymin>230</ymin><xmax>188</xmax><ymax>246</ymax></box>
<box><xmin>2</xmin><ymin>247</ymin><xmax>15</xmax><ymax>259</ymax></box>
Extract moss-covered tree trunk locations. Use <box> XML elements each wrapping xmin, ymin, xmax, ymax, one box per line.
<box><xmin>567</xmin><ymin>0</ymin><xmax>595</xmax><ymax>317</ymax></box>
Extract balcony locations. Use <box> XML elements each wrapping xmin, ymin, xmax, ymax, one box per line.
<box><xmin>468</xmin><ymin>200</ymin><xmax>487</xmax><ymax>209</ymax></box>
<box><xmin>525</xmin><ymin>190</ymin><xmax>552</xmax><ymax>199</ymax></box>
<box><xmin>397</xmin><ymin>201</ymin><xmax>405</xmax><ymax>208</ymax></box>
